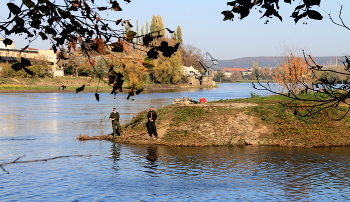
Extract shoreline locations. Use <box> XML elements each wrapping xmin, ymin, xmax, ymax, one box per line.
<box><xmin>5</xmin><ymin>77</ymin><xmax>348</xmax><ymax>148</ymax></box>
<box><xmin>0</xmin><ymin>85</ymin><xmax>202</xmax><ymax>93</ymax></box>
<box><xmin>78</xmin><ymin>97</ymin><xmax>350</xmax><ymax>148</ymax></box>
<box><xmin>0</xmin><ymin>77</ymin><xmax>205</xmax><ymax>93</ymax></box>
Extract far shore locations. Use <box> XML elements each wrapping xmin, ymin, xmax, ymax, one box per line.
<box><xmin>0</xmin><ymin>77</ymin><xmax>277</xmax><ymax>94</ymax></box>
<box><xmin>0</xmin><ymin>77</ymin><xmax>213</xmax><ymax>93</ymax></box>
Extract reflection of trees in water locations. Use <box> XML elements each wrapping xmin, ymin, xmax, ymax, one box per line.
<box><xmin>110</xmin><ymin>143</ymin><xmax>121</xmax><ymax>171</ymax></box>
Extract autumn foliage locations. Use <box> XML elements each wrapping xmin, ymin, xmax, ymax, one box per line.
<box><xmin>272</xmin><ymin>54</ymin><xmax>313</xmax><ymax>94</ymax></box>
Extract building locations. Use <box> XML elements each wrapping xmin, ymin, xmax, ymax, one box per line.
<box><xmin>0</xmin><ymin>38</ymin><xmax>58</xmax><ymax>76</ymax></box>
<box><xmin>182</xmin><ymin>65</ymin><xmax>201</xmax><ymax>76</ymax></box>
<box><xmin>221</xmin><ymin>67</ymin><xmax>252</xmax><ymax>77</ymax></box>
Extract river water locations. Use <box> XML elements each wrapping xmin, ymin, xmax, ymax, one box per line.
<box><xmin>1</xmin><ymin>83</ymin><xmax>350</xmax><ymax>201</ymax></box>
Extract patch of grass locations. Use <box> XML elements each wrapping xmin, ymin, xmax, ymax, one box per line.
<box><xmin>0</xmin><ymin>85</ymin><xmax>59</xmax><ymax>90</ymax></box>
<box><xmin>119</xmin><ymin>94</ymin><xmax>350</xmax><ymax>147</ymax></box>
<box><xmin>162</xmin><ymin>130</ymin><xmax>208</xmax><ymax>146</ymax></box>
<box><xmin>250</xmin><ymin>92</ymin><xmax>260</xmax><ymax>98</ymax></box>
<box><xmin>174</xmin><ymin>106</ymin><xmax>208</xmax><ymax>123</ymax></box>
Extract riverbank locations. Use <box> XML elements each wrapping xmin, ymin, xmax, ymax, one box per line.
<box><xmin>78</xmin><ymin>95</ymin><xmax>350</xmax><ymax>147</ymax></box>
<box><xmin>0</xmin><ymin>77</ymin><xmax>198</xmax><ymax>93</ymax></box>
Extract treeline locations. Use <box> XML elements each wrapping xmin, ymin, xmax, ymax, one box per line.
<box><xmin>0</xmin><ymin>56</ymin><xmax>53</xmax><ymax>78</ymax></box>
<box><xmin>216</xmin><ymin>56</ymin><xmax>344</xmax><ymax>69</ymax></box>
<box><xmin>1</xmin><ymin>15</ymin><xmax>205</xmax><ymax>87</ymax></box>
<box><xmin>213</xmin><ymin>60</ymin><xmax>349</xmax><ymax>83</ymax></box>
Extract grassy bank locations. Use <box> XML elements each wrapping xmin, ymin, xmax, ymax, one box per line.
<box><xmin>78</xmin><ymin>94</ymin><xmax>350</xmax><ymax>147</ymax></box>
<box><xmin>0</xmin><ymin>77</ymin><xmax>193</xmax><ymax>93</ymax></box>
<box><xmin>215</xmin><ymin>95</ymin><xmax>350</xmax><ymax>147</ymax></box>
<box><xmin>235</xmin><ymin>80</ymin><xmax>275</xmax><ymax>83</ymax></box>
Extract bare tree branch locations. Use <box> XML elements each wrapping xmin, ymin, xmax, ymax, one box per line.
<box><xmin>0</xmin><ymin>154</ymin><xmax>91</xmax><ymax>174</ymax></box>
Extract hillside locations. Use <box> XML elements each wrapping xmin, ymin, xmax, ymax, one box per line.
<box><xmin>215</xmin><ymin>56</ymin><xmax>344</xmax><ymax>69</ymax></box>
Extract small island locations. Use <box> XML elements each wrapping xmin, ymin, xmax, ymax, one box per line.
<box><xmin>78</xmin><ymin>95</ymin><xmax>350</xmax><ymax>147</ymax></box>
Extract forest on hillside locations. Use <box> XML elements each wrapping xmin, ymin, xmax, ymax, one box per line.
<box><xmin>215</xmin><ymin>56</ymin><xmax>344</xmax><ymax>69</ymax></box>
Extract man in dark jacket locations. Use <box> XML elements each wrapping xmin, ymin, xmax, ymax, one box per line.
<box><xmin>109</xmin><ymin>108</ymin><xmax>121</xmax><ymax>137</ymax></box>
<box><xmin>146</xmin><ymin>106</ymin><xmax>158</xmax><ymax>138</ymax></box>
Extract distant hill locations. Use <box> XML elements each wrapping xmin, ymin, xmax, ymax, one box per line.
<box><xmin>214</xmin><ymin>56</ymin><xmax>344</xmax><ymax>69</ymax></box>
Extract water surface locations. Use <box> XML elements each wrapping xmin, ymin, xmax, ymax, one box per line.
<box><xmin>1</xmin><ymin>83</ymin><xmax>349</xmax><ymax>201</ymax></box>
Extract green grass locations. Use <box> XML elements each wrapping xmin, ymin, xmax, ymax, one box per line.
<box><xmin>120</xmin><ymin>94</ymin><xmax>350</xmax><ymax>147</ymax></box>
<box><xmin>173</xmin><ymin>107</ymin><xmax>208</xmax><ymax>123</ymax></box>
<box><xmin>0</xmin><ymin>85</ymin><xmax>59</xmax><ymax>90</ymax></box>
<box><xmin>210</xmin><ymin>94</ymin><xmax>350</xmax><ymax>146</ymax></box>
<box><xmin>235</xmin><ymin>80</ymin><xmax>275</xmax><ymax>83</ymax></box>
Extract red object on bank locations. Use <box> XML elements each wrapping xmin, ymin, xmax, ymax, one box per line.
<box><xmin>199</xmin><ymin>98</ymin><xmax>206</xmax><ymax>103</ymax></box>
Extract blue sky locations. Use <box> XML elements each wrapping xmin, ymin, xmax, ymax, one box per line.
<box><xmin>1</xmin><ymin>0</ymin><xmax>349</xmax><ymax>60</ymax></box>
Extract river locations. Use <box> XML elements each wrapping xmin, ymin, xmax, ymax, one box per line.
<box><xmin>1</xmin><ymin>83</ymin><xmax>349</xmax><ymax>201</ymax></box>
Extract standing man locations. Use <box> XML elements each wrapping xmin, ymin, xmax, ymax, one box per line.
<box><xmin>146</xmin><ymin>106</ymin><xmax>158</xmax><ymax>138</ymax></box>
<box><xmin>109</xmin><ymin>108</ymin><xmax>121</xmax><ymax>137</ymax></box>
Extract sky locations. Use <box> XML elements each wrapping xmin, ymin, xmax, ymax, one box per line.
<box><xmin>1</xmin><ymin>0</ymin><xmax>350</xmax><ymax>60</ymax></box>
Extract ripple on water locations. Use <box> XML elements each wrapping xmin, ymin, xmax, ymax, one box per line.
<box><xmin>1</xmin><ymin>91</ymin><xmax>350</xmax><ymax>201</ymax></box>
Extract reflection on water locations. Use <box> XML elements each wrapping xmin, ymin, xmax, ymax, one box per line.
<box><xmin>0</xmin><ymin>83</ymin><xmax>274</xmax><ymax>138</ymax></box>
<box><xmin>0</xmin><ymin>83</ymin><xmax>350</xmax><ymax>201</ymax></box>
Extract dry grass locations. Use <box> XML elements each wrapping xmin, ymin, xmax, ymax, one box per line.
<box><xmin>76</xmin><ymin>95</ymin><xmax>350</xmax><ymax>147</ymax></box>
<box><xmin>77</xmin><ymin>134</ymin><xmax>115</xmax><ymax>141</ymax></box>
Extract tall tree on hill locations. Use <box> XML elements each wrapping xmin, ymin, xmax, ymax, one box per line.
<box><xmin>153</xmin><ymin>39</ymin><xmax>183</xmax><ymax>84</ymax></box>
<box><xmin>150</xmin><ymin>15</ymin><xmax>165</xmax><ymax>36</ymax></box>
<box><xmin>173</xmin><ymin>26</ymin><xmax>183</xmax><ymax>45</ymax></box>
<box><xmin>145</xmin><ymin>21</ymin><xmax>149</xmax><ymax>36</ymax></box>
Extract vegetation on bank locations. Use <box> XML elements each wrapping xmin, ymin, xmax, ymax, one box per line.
<box><xmin>0</xmin><ymin>77</ymin><xmax>194</xmax><ymax>92</ymax></box>
<box><xmin>78</xmin><ymin>94</ymin><xmax>350</xmax><ymax>147</ymax></box>
<box><xmin>3</xmin><ymin>76</ymin><xmax>348</xmax><ymax>147</ymax></box>
<box><xmin>214</xmin><ymin>95</ymin><xmax>350</xmax><ymax>147</ymax></box>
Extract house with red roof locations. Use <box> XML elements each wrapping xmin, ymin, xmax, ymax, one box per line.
<box><xmin>221</xmin><ymin>67</ymin><xmax>252</xmax><ymax>77</ymax></box>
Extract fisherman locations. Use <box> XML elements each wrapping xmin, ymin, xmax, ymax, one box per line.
<box><xmin>109</xmin><ymin>108</ymin><xmax>121</xmax><ymax>137</ymax></box>
<box><xmin>146</xmin><ymin>106</ymin><xmax>158</xmax><ymax>138</ymax></box>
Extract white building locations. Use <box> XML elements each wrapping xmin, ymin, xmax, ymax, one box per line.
<box><xmin>0</xmin><ymin>38</ymin><xmax>60</xmax><ymax>76</ymax></box>
<box><xmin>182</xmin><ymin>66</ymin><xmax>201</xmax><ymax>76</ymax></box>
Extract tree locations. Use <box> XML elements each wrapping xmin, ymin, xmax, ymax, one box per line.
<box><xmin>30</xmin><ymin>56</ymin><xmax>53</xmax><ymax>78</ymax></box>
<box><xmin>135</xmin><ymin>15</ymin><xmax>184</xmax><ymax>85</ymax></box>
<box><xmin>230</xmin><ymin>70</ymin><xmax>243</xmax><ymax>81</ymax></box>
<box><xmin>1</xmin><ymin>0</ymin><xmax>180</xmax><ymax>100</ymax></box>
<box><xmin>150</xmin><ymin>15</ymin><xmax>165</xmax><ymax>36</ymax></box>
<box><xmin>174</xmin><ymin>26</ymin><xmax>183</xmax><ymax>45</ymax></box>
<box><xmin>260</xmin><ymin>66</ymin><xmax>273</xmax><ymax>80</ymax></box>
<box><xmin>336</xmin><ymin>66</ymin><xmax>349</xmax><ymax>84</ymax></box>
<box><xmin>213</xmin><ymin>70</ymin><xmax>227</xmax><ymax>82</ymax></box>
<box><xmin>0</xmin><ymin>56</ymin><xmax>52</xmax><ymax>78</ymax></box>
<box><xmin>181</xmin><ymin>44</ymin><xmax>203</xmax><ymax>71</ymax></box>
<box><xmin>226</xmin><ymin>1</ymin><xmax>350</xmax><ymax>118</ymax></box>
<box><xmin>254</xmin><ymin>49</ymin><xmax>350</xmax><ymax>119</ymax></box>
<box><xmin>153</xmin><ymin>39</ymin><xmax>183</xmax><ymax>84</ymax></box>
<box><xmin>2</xmin><ymin>0</ymin><xmax>346</xmax><ymax>103</ymax></box>
<box><xmin>272</xmin><ymin>52</ymin><xmax>313</xmax><ymax>94</ymax></box>
<box><xmin>222</xmin><ymin>0</ymin><xmax>323</xmax><ymax>23</ymax></box>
